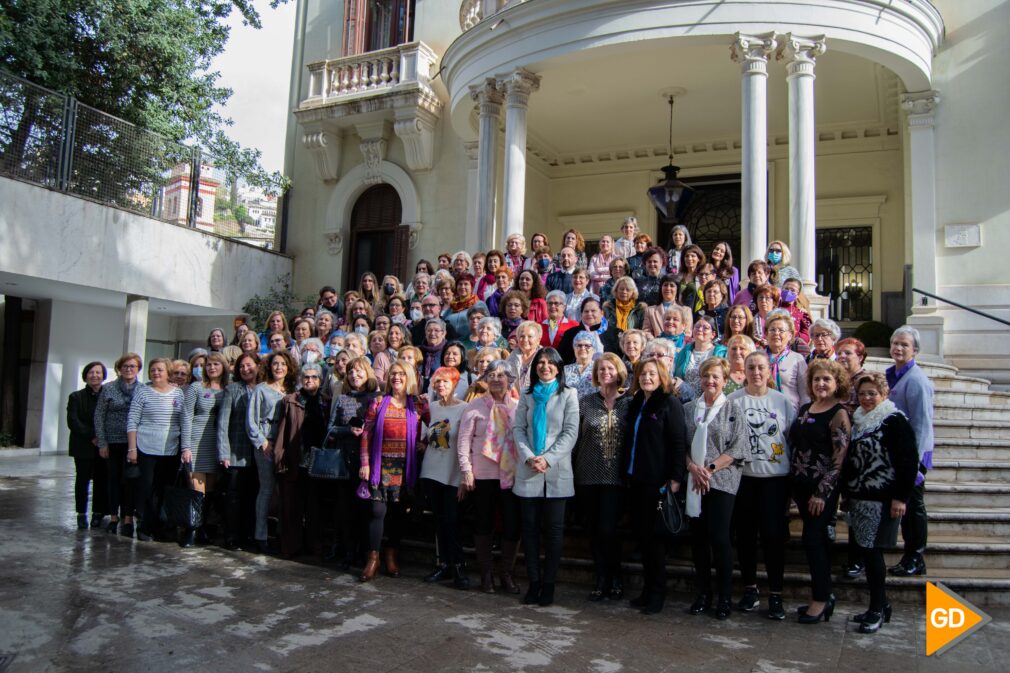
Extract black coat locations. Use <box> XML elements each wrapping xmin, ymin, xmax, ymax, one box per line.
<box><xmin>66</xmin><ymin>387</ymin><xmax>100</xmax><ymax>458</ymax></box>
<box><xmin>410</xmin><ymin>317</ymin><xmax>458</xmax><ymax>346</ymax></box>
<box><xmin>557</xmin><ymin>321</ymin><xmax>620</xmax><ymax>364</ymax></box>
<box><xmin>622</xmin><ymin>390</ymin><xmax>688</xmax><ymax>489</ymax></box>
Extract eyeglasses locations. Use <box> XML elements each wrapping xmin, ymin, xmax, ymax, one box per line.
<box><xmin>119</xmin><ymin>364</ymin><xmax>138</xmax><ymax>370</ymax></box>
<box><xmin>694</xmin><ymin>325</ymin><xmax>713</xmax><ymax>332</ymax></box>
<box><xmin>812</xmin><ymin>333</ymin><xmax>833</xmax><ymax>340</ymax></box>
<box><xmin>766</xmin><ymin>327</ymin><xmax>789</xmax><ymax>335</ymax></box>
<box><xmin>302</xmin><ymin>375</ymin><xmax>320</xmax><ymax>381</ymax></box>
<box><xmin>575</xmin><ymin>344</ymin><xmax>593</xmax><ymax>349</ymax></box>
<box><xmin>547</xmin><ymin>300</ymin><xmax>564</xmax><ymax>306</ymax></box>
<box><xmin>857</xmin><ymin>390</ymin><xmax>882</xmax><ymax>398</ymax></box>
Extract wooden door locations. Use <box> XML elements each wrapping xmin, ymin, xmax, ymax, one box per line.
<box><xmin>347</xmin><ymin>184</ymin><xmax>403</xmax><ymax>288</ymax></box>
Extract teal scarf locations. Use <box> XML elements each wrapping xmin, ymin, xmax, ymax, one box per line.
<box><xmin>530</xmin><ymin>380</ymin><xmax>559</xmax><ymax>456</ymax></box>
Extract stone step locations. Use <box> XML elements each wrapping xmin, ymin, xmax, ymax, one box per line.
<box><xmin>931</xmin><ymin>459</ymin><xmax>1010</xmax><ymax>483</ymax></box>
<box><xmin>934</xmin><ymin>438</ymin><xmax>1010</xmax><ymax>460</ymax></box>
<box><xmin>925</xmin><ymin>482</ymin><xmax>1010</xmax><ymax>508</ymax></box>
<box><xmin>934</xmin><ymin>390</ymin><xmax>1010</xmax><ymax>407</ymax></box>
<box><xmin>924</xmin><ymin>507</ymin><xmax>1010</xmax><ymax>537</ymax></box>
<box><xmin>929</xmin><ymin>376</ymin><xmax>994</xmax><ymax>392</ymax></box>
<box><xmin>934</xmin><ymin>418</ymin><xmax>1010</xmax><ymax>440</ymax></box>
<box><xmin>935</xmin><ymin>404</ymin><xmax>1010</xmax><ymax>422</ymax></box>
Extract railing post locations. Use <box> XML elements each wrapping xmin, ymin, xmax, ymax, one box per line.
<box><xmin>187</xmin><ymin>147</ymin><xmax>202</xmax><ymax>228</ymax></box>
<box><xmin>56</xmin><ymin>96</ymin><xmax>77</xmax><ymax>191</ymax></box>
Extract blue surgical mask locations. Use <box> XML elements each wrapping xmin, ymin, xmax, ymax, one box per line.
<box><xmin>538</xmin><ymin>258</ymin><xmax>551</xmax><ymax>270</ymax></box>
<box><xmin>768</xmin><ymin>251</ymin><xmax>783</xmax><ymax>265</ymax></box>
<box><xmin>355</xmin><ymin>326</ymin><xmax>369</xmax><ymax>335</ymax></box>
<box><xmin>191</xmin><ymin>366</ymin><xmax>203</xmax><ymax>380</ymax></box>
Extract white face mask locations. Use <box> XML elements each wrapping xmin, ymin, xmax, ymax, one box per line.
<box><xmin>410</xmin><ymin>308</ymin><xmax>423</xmax><ymax>321</ymax></box>
<box><xmin>303</xmin><ymin>351</ymin><xmax>320</xmax><ymax>364</ymax></box>
<box><xmin>355</xmin><ymin>326</ymin><xmax>369</xmax><ymax>335</ymax></box>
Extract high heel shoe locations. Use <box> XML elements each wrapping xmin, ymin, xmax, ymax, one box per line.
<box><xmin>608</xmin><ymin>578</ymin><xmax>624</xmax><ymax>601</ymax></box>
<box><xmin>588</xmin><ymin>578</ymin><xmax>608</xmax><ymax>602</ymax></box>
<box><xmin>798</xmin><ymin>595</ymin><xmax>835</xmax><ymax>624</ymax></box>
<box><xmin>858</xmin><ymin>610</ymin><xmax>886</xmax><ymax>633</ymax></box>
<box><xmin>523</xmin><ymin>581</ymin><xmax>542</xmax><ymax>605</ymax></box>
<box><xmin>853</xmin><ymin>604</ymin><xmax>892</xmax><ymax>624</ymax></box>
<box><xmin>688</xmin><ymin>594</ymin><xmax>711</xmax><ymax>615</ymax></box>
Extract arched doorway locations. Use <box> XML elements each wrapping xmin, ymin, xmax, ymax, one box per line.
<box><xmin>657</xmin><ymin>174</ymin><xmax>743</xmax><ymax>260</ymax></box>
<box><xmin>347</xmin><ymin>184</ymin><xmax>407</xmax><ymax>288</ymax></box>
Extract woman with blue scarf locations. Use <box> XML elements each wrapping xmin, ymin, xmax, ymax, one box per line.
<box><xmin>513</xmin><ymin>347</ymin><xmax>580</xmax><ymax>606</ymax></box>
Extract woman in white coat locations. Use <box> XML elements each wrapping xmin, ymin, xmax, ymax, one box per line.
<box><xmin>513</xmin><ymin>347</ymin><xmax>580</xmax><ymax>607</ymax></box>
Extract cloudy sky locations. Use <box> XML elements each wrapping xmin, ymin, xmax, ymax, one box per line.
<box><xmin>212</xmin><ymin>1</ymin><xmax>298</xmax><ymax>175</ymax></box>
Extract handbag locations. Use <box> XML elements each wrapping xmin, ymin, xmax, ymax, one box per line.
<box><xmin>307</xmin><ymin>446</ymin><xmax>352</xmax><ymax>480</ymax></box>
<box><xmin>160</xmin><ymin>466</ymin><xmax>204</xmax><ymax>529</ymax></box>
<box><xmin>655</xmin><ymin>486</ymin><xmax>690</xmax><ymax>537</ymax></box>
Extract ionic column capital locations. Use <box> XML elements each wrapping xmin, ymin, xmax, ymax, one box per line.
<box><xmin>901</xmin><ymin>90</ymin><xmax>941</xmax><ymax>128</ymax></box>
<box><xmin>731</xmin><ymin>32</ymin><xmax>777</xmax><ymax>75</ymax></box>
<box><xmin>778</xmin><ymin>34</ymin><xmax>827</xmax><ymax>78</ymax></box>
<box><xmin>499</xmin><ymin>68</ymin><xmax>541</xmax><ymax>109</ymax></box>
<box><xmin>469</xmin><ymin>78</ymin><xmax>504</xmax><ymax>117</ymax></box>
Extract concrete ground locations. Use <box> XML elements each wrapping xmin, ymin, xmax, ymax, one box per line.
<box><xmin>0</xmin><ymin>455</ymin><xmax>1006</xmax><ymax>673</ymax></box>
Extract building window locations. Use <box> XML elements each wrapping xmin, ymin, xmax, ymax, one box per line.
<box><xmin>196</xmin><ymin>196</ymin><xmax>203</xmax><ymax>218</ymax></box>
<box><xmin>342</xmin><ymin>0</ymin><xmax>414</xmax><ymax>56</ymax></box>
<box><xmin>815</xmin><ymin>226</ymin><xmax>872</xmax><ymax>322</ymax></box>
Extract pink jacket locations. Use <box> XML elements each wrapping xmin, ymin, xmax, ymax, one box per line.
<box><xmin>457</xmin><ymin>395</ymin><xmax>517</xmax><ymax>482</ymax></box>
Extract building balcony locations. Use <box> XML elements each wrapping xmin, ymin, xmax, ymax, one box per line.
<box><xmin>296</xmin><ymin>41</ymin><xmax>444</xmax><ymax>181</ymax></box>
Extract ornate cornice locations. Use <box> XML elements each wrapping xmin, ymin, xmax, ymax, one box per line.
<box><xmin>499</xmin><ymin>68</ymin><xmax>541</xmax><ymax>109</ymax></box>
<box><xmin>731</xmin><ymin>32</ymin><xmax>777</xmax><ymax>75</ymax></box>
<box><xmin>301</xmin><ymin>126</ymin><xmax>343</xmax><ymax>183</ymax></box>
<box><xmin>470</xmin><ymin>78</ymin><xmax>504</xmax><ymax>118</ymax></box>
<box><xmin>778</xmin><ymin>34</ymin><xmax>827</xmax><ymax>78</ymax></box>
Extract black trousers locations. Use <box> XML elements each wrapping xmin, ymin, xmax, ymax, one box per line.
<box><xmin>578</xmin><ymin>484</ymin><xmax>624</xmax><ymax>584</ymax></box>
<box><xmin>73</xmin><ymin>454</ymin><xmax>108</xmax><ymax>516</ymax></box>
<box><xmin>794</xmin><ymin>488</ymin><xmax>839</xmax><ymax>602</ymax></box>
<box><xmin>335</xmin><ymin>480</ymin><xmax>364</xmax><ymax>558</ymax></box>
<box><xmin>472</xmin><ymin>479</ymin><xmax>520</xmax><ymax>541</ymax></box>
<box><xmin>861</xmin><ymin>544</ymin><xmax>888</xmax><ymax>612</ymax></box>
<box><xmin>135</xmin><ymin>451</ymin><xmax>180</xmax><ymax>534</ymax></box>
<box><xmin>900</xmin><ymin>483</ymin><xmax>928</xmax><ymax>557</ymax></box>
<box><xmin>367</xmin><ymin>499</ymin><xmax>407</xmax><ymax>551</ymax></box>
<box><xmin>278</xmin><ymin>468</ymin><xmax>309</xmax><ymax>558</ymax></box>
<box><xmin>425</xmin><ymin>479</ymin><xmax>463</xmax><ymax>565</ymax></box>
<box><xmin>734</xmin><ymin>475</ymin><xmax>790</xmax><ymax>593</ymax></box>
<box><xmin>518</xmin><ymin>496</ymin><xmax>567</xmax><ymax>584</ymax></box>
<box><xmin>690</xmin><ymin>489</ymin><xmax>736</xmax><ymax>602</ymax></box>
<box><xmin>221</xmin><ymin>464</ymin><xmax>258</xmax><ymax>543</ymax></box>
<box><xmin>629</xmin><ymin>486</ymin><xmax>668</xmax><ymax>600</ymax></box>
<box><xmin>106</xmin><ymin>443</ymin><xmax>135</xmax><ymax>519</ymax></box>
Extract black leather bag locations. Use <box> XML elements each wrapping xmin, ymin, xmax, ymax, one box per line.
<box><xmin>160</xmin><ymin>467</ymin><xmax>204</xmax><ymax>529</ymax></box>
<box><xmin>655</xmin><ymin>487</ymin><xmax>690</xmax><ymax>537</ymax></box>
<box><xmin>307</xmin><ymin>446</ymin><xmax>352</xmax><ymax>480</ymax></box>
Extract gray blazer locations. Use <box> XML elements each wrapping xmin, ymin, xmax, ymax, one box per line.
<box><xmin>512</xmin><ymin>386</ymin><xmax>580</xmax><ymax>498</ymax></box>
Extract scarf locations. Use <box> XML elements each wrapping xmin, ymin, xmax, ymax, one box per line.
<box><xmin>615</xmin><ymin>298</ymin><xmax>636</xmax><ymax>331</ymax></box>
<box><xmin>687</xmin><ymin>393</ymin><xmax>727</xmax><ymax>517</ymax></box>
<box><xmin>530</xmin><ymin>380</ymin><xmax>559</xmax><ymax>456</ymax></box>
<box><xmin>852</xmin><ymin>399</ymin><xmax>901</xmax><ymax>440</ymax></box>
<box><xmin>661</xmin><ymin>332</ymin><xmax>686</xmax><ymax>349</ymax></box>
<box><xmin>419</xmin><ymin>341</ymin><xmax>446</xmax><ymax>378</ymax></box>
<box><xmin>479</xmin><ymin>395</ymin><xmax>518</xmax><ymax>488</ymax></box>
<box><xmin>501</xmin><ymin>316</ymin><xmax>522</xmax><ymax>339</ymax></box>
<box><xmin>450</xmin><ymin>294</ymin><xmax>478</xmax><ymax>313</ymax></box>
<box><xmin>368</xmin><ymin>395</ymin><xmax>419</xmax><ymax>489</ymax></box>
<box><xmin>584</xmin><ymin>317</ymin><xmax>609</xmax><ymax>334</ymax></box>
<box><xmin>768</xmin><ymin>347</ymin><xmax>791</xmax><ymax>391</ymax></box>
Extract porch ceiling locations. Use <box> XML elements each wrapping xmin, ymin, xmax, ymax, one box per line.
<box><xmin>522</xmin><ymin>41</ymin><xmax>895</xmax><ymax>161</ymax></box>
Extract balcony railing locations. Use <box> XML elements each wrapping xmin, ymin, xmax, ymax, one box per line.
<box><xmin>303</xmin><ymin>41</ymin><xmax>438</xmax><ymax>105</ymax></box>
<box><xmin>459</xmin><ymin>0</ymin><xmax>523</xmax><ymax>30</ymax></box>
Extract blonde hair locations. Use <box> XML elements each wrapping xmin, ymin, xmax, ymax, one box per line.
<box><xmin>385</xmin><ymin>360</ymin><xmax>419</xmax><ymax>396</ymax></box>
<box><xmin>592</xmin><ymin>353</ymin><xmax>628</xmax><ymax>388</ymax></box>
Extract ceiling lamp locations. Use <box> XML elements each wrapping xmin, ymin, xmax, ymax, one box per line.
<box><xmin>647</xmin><ymin>94</ymin><xmax>694</xmax><ymax>221</ymax></box>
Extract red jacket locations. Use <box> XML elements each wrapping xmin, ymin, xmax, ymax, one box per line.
<box><xmin>541</xmin><ymin>317</ymin><xmax>578</xmax><ymax>349</ymax></box>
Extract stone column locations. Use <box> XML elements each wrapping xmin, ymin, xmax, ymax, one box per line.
<box><xmin>124</xmin><ymin>295</ymin><xmax>149</xmax><ymax>361</ymax></box>
<box><xmin>500</xmin><ymin>68</ymin><xmax>540</xmax><ymax>249</ymax></box>
<box><xmin>470</xmin><ymin>79</ymin><xmax>503</xmax><ymax>252</ymax></box>
<box><xmin>901</xmin><ymin>90</ymin><xmax>944</xmax><ymax>355</ymax></box>
<box><xmin>732</xmin><ymin>32</ymin><xmax>777</xmax><ymax>267</ymax></box>
<box><xmin>463</xmin><ymin>140</ymin><xmax>481</xmax><ymax>252</ymax></box>
<box><xmin>779</xmin><ymin>35</ymin><xmax>826</xmax><ymax>290</ymax></box>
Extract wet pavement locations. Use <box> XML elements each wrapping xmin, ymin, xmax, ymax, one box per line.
<box><xmin>0</xmin><ymin>455</ymin><xmax>1006</xmax><ymax>673</ymax></box>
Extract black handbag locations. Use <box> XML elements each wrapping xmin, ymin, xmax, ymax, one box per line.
<box><xmin>160</xmin><ymin>466</ymin><xmax>204</xmax><ymax>529</ymax></box>
<box><xmin>655</xmin><ymin>487</ymin><xmax>690</xmax><ymax>536</ymax></box>
<box><xmin>307</xmin><ymin>446</ymin><xmax>352</xmax><ymax>480</ymax></box>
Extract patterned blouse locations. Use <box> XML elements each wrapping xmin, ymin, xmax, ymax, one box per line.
<box><xmin>360</xmin><ymin>396</ymin><xmax>428</xmax><ymax>501</ymax></box>
<box><xmin>789</xmin><ymin>402</ymin><xmax>851</xmax><ymax>499</ymax></box>
<box><xmin>574</xmin><ymin>393</ymin><xmax>631</xmax><ymax>486</ymax></box>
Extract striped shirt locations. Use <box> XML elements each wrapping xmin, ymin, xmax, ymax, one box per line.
<box><xmin>127</xmin><ymin>384</ymin><xmax>187</xmax><ymax>456</ymax></box>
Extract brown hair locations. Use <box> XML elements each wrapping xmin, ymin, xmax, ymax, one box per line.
<box><xmin>259</xmin><ymin>350</ymin><xmax>298</xmax><ymax>393</ymax></box>
<box><xmin>857</xmin><ymin>371</ymin><xmax>890</xmax><ymax>398</ymax></box>
<box><xmin>805</xmin><ymin>359</ymin><xmax>850</xmax><ymax>401</ymax></box>
<box><xmin>630</xmin><ymin>357</ymin><xmax>672</xmax><ymax>395</ymax></box>
<box><xmin>115</xmin><ymin>352</ymin><xmax>143</xmax><ymax>372</ymax></box>
<box><xmin>592</xmin><ymin>353</ymin><xmax>628</xmax><ymax>388</ymax></box>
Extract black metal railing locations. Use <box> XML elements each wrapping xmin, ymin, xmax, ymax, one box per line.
<box><xmin>913</xmin><ymin>288</ymin><xmax>1010</xmax><ymax>328</ymax></box>
<box><xmin>0</xmin><ymin>70</ymin><xmax>274</xmax><ymax>246</ymax></box>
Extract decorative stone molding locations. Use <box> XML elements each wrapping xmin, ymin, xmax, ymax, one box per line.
<box><xmin>777</xmin><ymin>34</ymin><xmax>827</xmax><ymax>77</ymax></box>
<box><xmin>393</xmin><ymin>106</ymin><xmax>439</xmax><ymax>171</ymax></box>
<box><xmin>469</xmin><ymin>78</ymin><xmax>504</xmax><ymax>116</ymax></box>
<box><xmin>301</xmin><ymin>128</ymin><xmax>343</xmax><ymax>182</ymax></box>
<box><xmin>901</xmin><ymin>90</ymin><xmax>940</xmax><ymax>128</ymax></box>
<box><xmin>463</xmin><ymin>140</ymin><xmax>479</xmax><ymax>168</ymax></box>
<box><xmin>324</xmin><ymin>231</ymin><xmax>343</xmax><ymax>255</ymax></box>
<box><xmin>356</xmin><ymin>120</ymin><xmax>391</xmax><ymax>186</ymax></box>
<box><xmin>408</xmin><ymin>222</ymin><xmax>423</xmax><ymax>250</ymax></box>
<box><xmin>499</xmin><ymin>68</ymin><xmax>540</xmax><ymax>108</ymax></box>
<box><xmin>731</xmin><ymin>32</ymin><xmax>777</xmax><ymax>74</ymax></box>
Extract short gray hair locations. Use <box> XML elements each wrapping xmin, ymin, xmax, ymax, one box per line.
<box><xmin>476</xmin><ymin>316</ymin><xmax>502</xmax><ymax>338</ymax></box>
<box><xmin>301</xmin><ymin>362</ymin><xmax>325</xmax><ymax>379</ymax></box>
<box><xmin>643</xmin><ymin>338</ymin><xmax>677</xmax><ymax>358</ymax></box>
<box><xmin>572</xmin><ymin>330</ymin><xmax>604</xmax><ymax>358</ymax></box>
<box><xmin>481</xmin><ymin>359</ymin><xmax>517</xmax><ymax>383</ymax></box>
<box><xmin>811</xmin><ymin>318</ymin><xmax>841</xmax><ymax>341</ymax></box>
<box><xmin>315</xmin><ymin>309</ymin><xmax>336</xmax><ymax>323</ymax></box>
<box><xmin>300</xmin><ymin>337</ymin><xmax>324</xmax><ymax>353</ymax></box>
<box><xmin>426</xmin><ymin>318</ymin><xmax>447</xmax><ymax>332</ymax></box>
<box><xmin>891</xmin><ymin>325</ymin><xmax>921</xmax><ymax>351</ymax></box>
<box><xmin>343</xmin><ymin>331</ymin><xmax>367</xmax><ymax>351</ymax></box>
<box><xmin>546</xmin><ymin>289</ymin><xmax>567</xmax><ymax>305</ymax></box>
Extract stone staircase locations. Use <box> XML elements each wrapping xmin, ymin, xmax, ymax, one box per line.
<box><xmin>401</xmin><ymin>357</ymin><xmax>1010</xmax><ymax>607</ymax></box>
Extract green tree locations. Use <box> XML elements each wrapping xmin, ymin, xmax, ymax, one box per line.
<box><xmin>0</xmin><ymin>0</ymin><xmax>290</xmax><ymax>194</ymax></box>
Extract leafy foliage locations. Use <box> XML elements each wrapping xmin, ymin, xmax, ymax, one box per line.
<box><xmin>242</xmin><ymin>273</ymin><xmax>314</xmax><ymax>331</ymax></box>
<box><xmin>0</xmin><ymin>0</ymin><xmax>290</xmax><ymax>194</ymax></box>
<box><xmin>853</xmin><ymin>320</ymin><xmax>894</xmax><ymax>348</ymax></box>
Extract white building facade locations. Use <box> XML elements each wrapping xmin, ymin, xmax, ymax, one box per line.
<box><xmin>282</xmin><ymin>0</ymin><xmax>1010</xmax><ymax>381</ymax></box>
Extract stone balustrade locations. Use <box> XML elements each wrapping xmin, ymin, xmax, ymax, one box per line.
<box><xmin>460</xmin><ymin>0</ymin><xmax>522</xmax><ymax>31</ymax></box>
<box><xmin>304</xmin><ymin>42</ymin><xmax>437</xmax><ymax>104</ymax></box>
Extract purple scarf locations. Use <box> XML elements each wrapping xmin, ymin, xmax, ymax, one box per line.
<box><xmin>368</xmin><ymin>395</ymin><xmax>419</xmax><ymax>489</ymax></box>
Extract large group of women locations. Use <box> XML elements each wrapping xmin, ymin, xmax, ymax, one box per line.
<box><xmin>66</xmin><ymin>217</ymin><xmax>935</xmax><ymax>634</ymax></box>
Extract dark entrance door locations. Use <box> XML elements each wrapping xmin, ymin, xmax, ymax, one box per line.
<box><xmin>656</xmin><ymin>174</ymin><xmax>742</xmax><ymax>261</ymax></box>
<box><xmin>347</xmin><ymin>184</ymin><xmax>403</xmax><ymax>288</ymax></box>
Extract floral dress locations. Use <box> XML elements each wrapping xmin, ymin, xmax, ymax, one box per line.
<box><xmin>360</xmin><ymin>396</ymin><xmax>429</xmax><ymax>502</ymax></box>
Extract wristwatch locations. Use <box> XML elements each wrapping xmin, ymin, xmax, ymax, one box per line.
<box><xmin>708</xmin><ymin>463</ymin><xmax>717</xmax><ymax>472</ymax></box>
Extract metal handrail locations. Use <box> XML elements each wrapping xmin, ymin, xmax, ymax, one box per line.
<box><xmin>913</xmin><ymin>288</ymin><xmax>1010</xmax><ymax>328</ymax></box>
